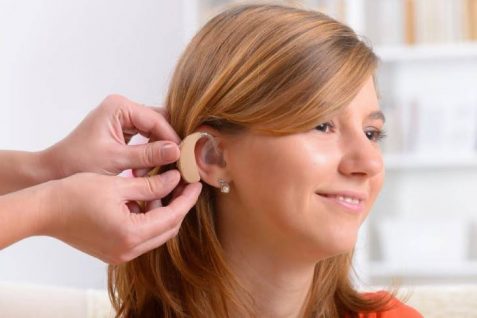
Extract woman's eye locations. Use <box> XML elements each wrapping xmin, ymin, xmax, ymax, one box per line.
<box><xmin>315</xmin><ymin>122</ymin><xmax>387</xmax><ymax>143</ymax></box>
<box><xmin>315</xmin><ymin>122</ymin><xmax>334</xmax><ymax>133</ymax></box>
<box><xmin>365</xmin><ymin>128</ymin><xmax>387</xmax><ymax>143</ymax></box>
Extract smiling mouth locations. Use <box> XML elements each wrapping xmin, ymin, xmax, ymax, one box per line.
<box><xmin>316</xmin><ymin>193</ymin><xmax>365</xmax><ymax>212</ymax></box>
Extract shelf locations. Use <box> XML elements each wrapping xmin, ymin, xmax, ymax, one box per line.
<box><xmin>384</xmin><ymin>154</ymin><xmax>477</xmax><ymax>170</ymax></box>
<box><xmin>370</xmin><ymin>261</ymin><xmax>477</xmax><ymax>278</ymax></box>
<box><xmin>375</xmin><ymin>42</ymin><xmax>477</xmax><ymax>62</ymax></box>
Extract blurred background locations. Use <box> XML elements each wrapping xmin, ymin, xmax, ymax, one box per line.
<box><xmin>1</xmin><ymin>0</ymin><xmax>476</xmax><ymax>291</ymax></box>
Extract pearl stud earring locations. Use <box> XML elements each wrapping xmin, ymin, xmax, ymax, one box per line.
<box><xmin>218</xmin><ymin>178</ymin><xmax>230</xmax><ymax>193</ymax></box>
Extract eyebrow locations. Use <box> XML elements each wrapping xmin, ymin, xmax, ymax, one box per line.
<box><xmin>367</xmin><ymin>110</ymin><xmax>386</xmax><ymax>123</ymax></box>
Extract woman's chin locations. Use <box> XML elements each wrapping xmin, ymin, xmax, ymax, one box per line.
<box><xmin>307</xmin><ymin>232</ymin><xmax>358</xmax><ymax>261</ymax></box>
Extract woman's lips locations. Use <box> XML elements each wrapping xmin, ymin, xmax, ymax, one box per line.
<box><xmin>316</xmin><ymin>192</ymin><xmax>366</xmax><ymax>213</ymax></box>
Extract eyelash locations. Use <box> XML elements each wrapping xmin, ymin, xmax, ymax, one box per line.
<box><xmin>315</xmin><ymin>121</ymin><xmax>387</xmax><ymax>143</ymax></box>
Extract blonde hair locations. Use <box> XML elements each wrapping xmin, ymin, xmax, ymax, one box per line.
<box><xmin>109</xmin><ymin>4</ymin><xmax>392</xmax><ymax>317</ymax></box>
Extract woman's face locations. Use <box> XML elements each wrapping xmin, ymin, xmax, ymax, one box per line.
<box><xmin>217</xmin><ymin>76</ymin><xmax>385</xmax><ymax>261</ymax></box>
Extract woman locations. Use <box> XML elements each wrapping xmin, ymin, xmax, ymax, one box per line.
<box><xmin>108</xmin><ymin>4</ymin><xmax>422</xmax><ymax>317</ymax></box>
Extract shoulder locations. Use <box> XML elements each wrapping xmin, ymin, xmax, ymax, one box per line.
<box><xmin>357</xmin><ymin>291</ymin><xmax>423</xmax><ymax>318</ymax></box>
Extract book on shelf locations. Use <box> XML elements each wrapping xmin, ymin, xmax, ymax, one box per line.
<box><xmin>468</xmin><ymin>0</ymin><xmax>477</xmax><ymax>40</ymax></box>
<box><xmin>377</xmin><ymin>0</ymin><xmax>477</xmax><ymax>46</ymax></box>
<box><xmin>201</xmin><ymin>0</ymin><xmax>477</xmax><ymax>46</ymax></box>
<box><xmin>294</xmin><ymin>0</ymin><xmax>477</xmax><ymax>46</ymax></box>
<box><xmin>381</xmin><ymin>94</ymin><xmax>477</xmax><ymax>156</ymax></box>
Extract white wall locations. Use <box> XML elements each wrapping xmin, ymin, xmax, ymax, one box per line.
<box><xmin>0</xmin><ymin>0</ymin><xmax>190</xmax><ymax>289</ymax></box>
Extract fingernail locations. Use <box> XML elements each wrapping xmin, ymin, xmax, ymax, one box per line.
<box><xmin>161</xmin><ymin>143</ymin><xmax>179</xmax><ymax>162</ymax></box>
<box><xmin>162</xmin><ymin>169</ymin><xmax>180</xmax><ymax>184</ymax></box>
<box><xmin>134</xmin><ymin>168</ymin><xmax>150</xmax><ymax>177</ymax></box>
<box><xmin>188</xmin><ymin>182</ymin><xmax>203</xmax><ymax>197</ymax></box>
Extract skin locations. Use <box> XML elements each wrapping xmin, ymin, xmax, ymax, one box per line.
<box><xmin>0</xmin><ymin>94</ymin><xmax>182</xmax><ymax>195</ymax></box>
<box><xmin>0</xmin><ymin>95</ymin><xmax>202</xmax><ymax>264</ymax></box>
<box><xmin>198</xmin><ymin>76</ymin><xmax>385</xmax><ymax>317</ymax></box>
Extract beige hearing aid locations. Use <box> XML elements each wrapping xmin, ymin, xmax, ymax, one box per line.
<box><xmin>177</xmin><ymin>132</ymin><xmax>211</xmax><ymax>183</ymax></box>
<box><xmin>138</xmin><ymin>132</ymin><xmax>218</xmax><ymax>210</ymax></box>
<box><xmin>147</xmin><ymin>132</ymin><xmax>220</xmax><ymax>183</ymax></box>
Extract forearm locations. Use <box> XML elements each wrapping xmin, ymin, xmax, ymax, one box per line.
<box><xmin>0</xmin><ymin>181</ymin><xmax>54</xmax><ymax>249</ymax></box>
<box><xmin>0</xmin><ymin>150</ymin><xmax>60</xmax><ymax>194</ymax></box>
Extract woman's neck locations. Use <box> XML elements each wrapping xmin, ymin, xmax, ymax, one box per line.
<box><xmin>230</xmin><ymin>253</ymin><xmax>315</xmax><ymax>317</ymax></box>
<box><xmin>218</xmin><ymin>213</ymin><xmax>316</xmax><ymax>318</ymax></box>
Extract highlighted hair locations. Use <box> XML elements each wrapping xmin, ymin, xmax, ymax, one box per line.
<box><xmin>109</xmin><ymin>4</ymin><xmax>392</xmax><ymax>317</ymax></box>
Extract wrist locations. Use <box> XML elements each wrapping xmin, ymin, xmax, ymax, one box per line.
<box><xmin>33</xmin><ymin>178</ymin><xmax>65</xmax><ymax>238</ymax></box>
<box><xmin>0</xmin><ymin>150</ymin><xmax>63</xmax><ymax>194</ymax></box>
<box><xmin>37</xmin><ymin>146</ymin><xmax>69</xmax><ymax>180</ymax></box>
<box><xmin>0</xmin><ymin>180</ymin><xmax>58</xmax><ymax>248</ymax></box>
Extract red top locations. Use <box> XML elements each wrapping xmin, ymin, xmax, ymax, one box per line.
<box><xmin>354</xmin><ymin>292</ymin><xmax>423</xmax><ymax>318</ymax></box>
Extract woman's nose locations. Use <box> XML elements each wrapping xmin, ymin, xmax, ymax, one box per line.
<box><xmin>337</xmin><ymin>132</ymin><xmax>383</xmax><ymax>178</ymax></box>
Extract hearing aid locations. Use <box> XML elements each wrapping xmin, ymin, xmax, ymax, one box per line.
<box><xmin>147</xmin><ymin>132</ymin><xmax>223</xmax><ymax>183</ymax></box>
<box><xmin>178</xmin><ymin>131</ymin><xmax>226</xmax><ymax>182</ymax></box>
<box><xmin>137</xmin><ymin>132</ymin><xmax>222</xmax><ymax>211</ymax></box>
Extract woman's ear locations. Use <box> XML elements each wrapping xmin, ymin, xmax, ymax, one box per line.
<box><xmin>194</xmin><ymin>127</ymin><xmax>230</xmax><ymax>190</ymax></box>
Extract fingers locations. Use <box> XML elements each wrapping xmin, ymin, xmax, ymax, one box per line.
<box><xmin>128</xmin><ymin>135</ymin><xmax>153</xmax><ymax>176</ymax></box>
<box><xmin>110</xmin><ymin>225</ymin><xmax>179</xmax><ymax>264</ymax></box>
<box><xmin>132</xmin><ymin>168</ymin><xmax>151</xmax><ymax>177</ymax></box>
<box><xmin>123</xmin><ymin>226</ymin><xmax>179</xmax><ymax>262</ymax></box>
<box><xmin>121</xmin><ymin>140</ymin><xmax>180</xmax><ymax>170</ymax></box>
<box><xmin>144</xmin><ymin>199</ymin><xmax>162</xmax><ymax>211</ymax></box>
<box><xmin>136</xmin><ymin>182</ymin><xmax>202</xmax><ymax>243</ymax></box>
<box><xmin>106</xmin><ymin>95</ymin><xmax>180</xmax><ymax>144</ymax></box>
<box><xmin>109</xmin><ymin>182</ymin><xmax>202</xmax><ymax>263</ymax></box>
<box><xmin>121</xmin><ymin>170</ymin><xmax>181</xmax><ymax>201</ymax></box>
<box><xmin>148</xmin><ymin>106</ymin><xmax>170</xmax><ymax>121</ymax></box>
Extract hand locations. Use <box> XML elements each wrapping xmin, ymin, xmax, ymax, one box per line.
<box><xmin>42</xmin><ymin>94</ymin><xmax>180</xmax><ymax>178</ymax></box>
<box><xmin>44</xmin><ymin>170</ymin><xmax>202</xmax><ymax>264</ymax></box>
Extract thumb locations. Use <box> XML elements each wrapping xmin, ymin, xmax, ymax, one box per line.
<box><xmin>120</xmin><ymin>141</ymin><xmax>180</xmax><ymax>170</ymax></box>
<box><xmin>120</xmin><ymin>170</ymin><xmax>181</xmax><ymax>201</ymax></box>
